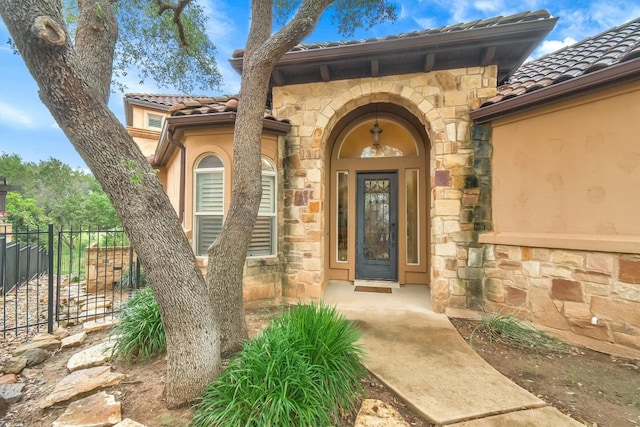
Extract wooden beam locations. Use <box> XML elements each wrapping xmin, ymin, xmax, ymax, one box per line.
<box><xmin>320</xmin><ymin>65</ymin><xmax>330</xmax><ymax>82</ymax></box>
<box><xmin>481</xmin><ymin>46</ymin><xmax>496</xmax><ymax>66</ymax></box>
<box><xmin>424</xmin><ymin>53</ymin><xmax>435</xmax><ymax>72</ymax></box>
<box><xmin>371</xmin><ymin>59</ymin><xmax>379</xmax><ymax>77</ymax></box>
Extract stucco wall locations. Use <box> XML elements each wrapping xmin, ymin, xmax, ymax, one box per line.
<box><xmin>481</xmin><ymin>81</ymin><xmax>640</xmax><ymax>253</ymax></box>
<box><xmin>479</xmin><ymin>81</ymin><xmax>640</xmax><ymax>355</ymax></box>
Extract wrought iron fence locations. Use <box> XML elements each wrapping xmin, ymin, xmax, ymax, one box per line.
<box><xmin>1</xmin><ymin>225</ymin><xmax>145</xmax><ymax>339</ymax></box>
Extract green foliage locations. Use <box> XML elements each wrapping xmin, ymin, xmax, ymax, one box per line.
<box><xmin>0</xmin><ymin>153</ymin><xmax>120</xmax><ymax>230</ymax></box>
<box><xmin>191</xmin><ymin>303</ymin><xmax>366</xmax><ymax>427</ymax></box>
<box><xmin>5</xmin><ymin>192</ymin><xmax>48</xmax><ymax>229</ymax></box>
<box><xmin>471</xmin><ymin>313</ymin><xmax>570</xmax><ymax>354</ymax></box>
<box><xmin>112</xmin><ymin>0</ymin><xmax>221</xmax><ymax>93</ymax></box>
<box><xmin>111</xmin><ymin>287</ymin><xmax>166</xmax><ymax>362</ymax></box>
<box><xmin>275</xmin><ymin>0</ymin><xmax>397</xmax><ymax>37</ymax></box>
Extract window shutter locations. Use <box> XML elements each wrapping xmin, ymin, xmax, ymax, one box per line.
<box><xmin>196</xmin><ymin>216</ymin><xmax>223</xmax><ymax>256</ymax></box>
<box><xmin>259</xmin><ymin>175</ymin><xmax>274</xmax><ymax>214</ymax></box>
<box><xmin>196</xmin><ymin>172</ymin><xmax>223</xmax><ymax>212</ymax></box>
<box><xmin>248</xmin><ymin>216</ymin><xmax>274</xmax><ymax>256</ymax></box>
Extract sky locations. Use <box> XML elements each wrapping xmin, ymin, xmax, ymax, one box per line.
<box><xmin>1</xmin><ymin>0</ymin><xmax>639</xmax><ymax>170</ymax></box>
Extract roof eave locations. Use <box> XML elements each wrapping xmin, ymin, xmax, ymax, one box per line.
<box><xmin>470</xmin><ymin>57</ymin><xmax>640</xmax><ymax>123</ymax></box>
<box><xmin>230</xmin><ymin>18</ymin><xmax>557</xmax><ymax>81</ymax></box>
<box><xmin>153</xmin><ymin>113</ymin><xmax>292</xmax><ymax>166</ymax></box>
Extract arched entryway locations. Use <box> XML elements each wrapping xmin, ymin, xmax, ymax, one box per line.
<box><xmin>326</xmin><ymin>103</ymin><xmax>430</xmax><ymax>285</ymax></box>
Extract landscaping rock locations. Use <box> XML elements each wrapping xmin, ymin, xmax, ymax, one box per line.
<box><xmin>13</xmin><ymin>338</ymin><xmax>61</xmax><ymax>355</ymax></box>
<box><xmin>0</xmin><ymin>374</ymin><xmax>17</xmax><ymax>384</ymax></box>
<box><xmin>23</xmin><ymin>348</ymin><xmax>50</xmax><ymax>367</ymax></box>
<box><xmin>0</xmin><ymin>383</ymin><xmax>25</xmax><ymax>404</ymax></box>
<box><xmin>0</xmin><ymin>397</ymin><xmax>7</xmax><ymax>419</ymax></box>
<box><xmin>113</xmin><ymin>418</ymin><xmax>146</xmax><ymax>427</ymax></box>
<box><xmin>32</xmin><ymin>332</ymin><xmax>59</xmax><ymax>342</ymax></box>
<box><xmin>52</xmin><ymin>391</ymin><xmax>121</xmax><ymax>427</ymax></box>
<box><xmin>354</xmin><ymin>399</ymin><xmax>409</xmax><ymax>427</ymax></box>
<box><xmin>83</xmin><ymin>318</ymin><xmax>118</xmax><ymax>333</ymax></box>
<box><xmin>67</xmin><ymin>341</ymin><xmax>114</xmax><ymax>372</ymax></box>
<box><xmin>41</xmin><ymin>366</ymin><xmax>126</xmax><ymax>408</ymax></box>
<box><xmin>61</xmin><ymin>332</ymin><xmax>87</xmax><ymax>349</ymax></box>
<box><xmin>53</xmin><ymin>327</ymin><xmax>71</xmax><ymax>339</ymax></box>
<box><xmin>2</xmin><ymin>356</ymin><xmax>27</xmax><ymax>374</ymax></box>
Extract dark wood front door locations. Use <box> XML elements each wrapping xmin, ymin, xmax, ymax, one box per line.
<box><xmin>355</xmin><ymin>172</ymin><xmax>398</xmax><ymax>280</ymax></box>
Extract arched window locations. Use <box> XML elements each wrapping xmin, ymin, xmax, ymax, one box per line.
<box><xmin>194</xmin><ymin>154</ymin><xmax>224</xmax><ymax>256</ymax></box>
<box><xmin>249</xmin><ymin>157</ymin><xmax>277</xmax><ymax>257</ymax></box>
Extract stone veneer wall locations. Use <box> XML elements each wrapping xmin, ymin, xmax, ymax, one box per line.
<box><xmin>272</xmin><ymin>67</ymin><xmax>498</xmax><ymax>309</ymax></box>
<box><xmin>436</xmin><ymin>123</ymin><xmax>493</xmax><ymax>311</ymax></box>
<box><xmin>483</xmin><ymin>245</ymin><xmax>640</xmax><ymax>352</ymax></box>
<box><xmin>196</xmin><ymin>257</ymin><xmax>282</xmax><ymax>304</ymax></box>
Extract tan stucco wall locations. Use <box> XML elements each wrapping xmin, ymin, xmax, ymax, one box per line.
<box><xmin>481</xmin><ymin>81</ymin><xmax>640</xmax><ymax>254</ymax></box>
<box><xmin>169</xmin><ymin>127</ymin><xmax>281</xmax><ymax>303</ymax></box>
<box><xmin>478</xmin><ymin>81</ymin><xmax>640</xmax><ymax>356</ymax></box>
<box><xmin>127</xmin><ymin>105</ymin><xmax>168</xmax><ymax>158</ymax></box>
<box><xmin>273</xmin><ymin>66</ymin><xmax>498</xmax><ymax>309</ymax></box>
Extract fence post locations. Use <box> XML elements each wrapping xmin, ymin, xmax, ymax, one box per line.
<box><xmin>47</xmin><ymin>224</ymin><xmax>54</xmax><ymax>334</ymax></box>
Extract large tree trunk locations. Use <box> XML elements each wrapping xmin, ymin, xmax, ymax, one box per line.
<box><xmin>0</xmin><ymin>0</ymin><xmax>219</xmax><ymax>408</ymax></box>
<box><xmin>207</xmin><ymin>0</ymin><xmax>332</xmax><ymax>354</ymax></box>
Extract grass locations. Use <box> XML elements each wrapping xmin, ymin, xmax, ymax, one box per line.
<box><xmin>190</xmin><ymin>303</ymin><xmax>367</xmax><ymax>427</ymax></box>
<box><xmin>471</xmin><ymin>313</ymin><xmax>570</xmax><ymax>354</ymax></box>
<box><xmin>110</xmin><ymin>287</ymin><xmax>166</xmax><ymax>362</ymax></box>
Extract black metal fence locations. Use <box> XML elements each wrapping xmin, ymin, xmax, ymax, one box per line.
<box><xmin>1</xmin><ymin>224</ymin><xmax>145</xmax><ymax>339</ymax></box>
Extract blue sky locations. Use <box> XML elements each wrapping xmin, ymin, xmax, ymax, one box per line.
<box><xmin>1</xmin><ymin>0</ymin><xmax>639</xmax><ymax>170</ymax></box>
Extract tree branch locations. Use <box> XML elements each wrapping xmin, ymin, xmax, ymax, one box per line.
<box><xmin>155</xmin><ymin>0</ymin><xmax>193</xmax><ymax>48</ymax></box>
<box><xmin>251</xmin><ymin>0</ymin><xmax>332</xmax><ymax>71</ymax></box>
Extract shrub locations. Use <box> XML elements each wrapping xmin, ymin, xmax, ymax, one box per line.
<box><xmin>191</xmin><ymin>303</ymin><xmax>366</xmax><ymax>427</ymax></box>
<box><xmin>111</xmin><ymin>287</ymin><xmax>166</xmax><ymax>361</ymax></box>
<box><xmin>116</xmin><ymin>264</ymin><xmax>149</xmax><ymax>290</ymax></box>
<box><xmin>471</xmin><ymin>313</ymin><xmax>569</xmax><ymax>354</ymax></box>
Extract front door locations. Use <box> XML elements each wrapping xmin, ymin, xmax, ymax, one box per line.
<box><xmin>355</xmin><ymin>172</ymin><xmax>398</xmax><ymax>280</ymax></box>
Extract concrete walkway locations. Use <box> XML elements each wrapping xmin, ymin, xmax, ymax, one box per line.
<box><xmin>323</xmin><ymin>281</ymin><xmax>584</xmax><ymax>427</ymax></box>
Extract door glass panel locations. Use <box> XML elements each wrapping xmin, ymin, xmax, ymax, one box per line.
<box><xmin>337</xmin><ymin>171</ymin><xmax>348</xmax><ymax>262</ymax></box>
<box><xmin>363</xmin><ymin>178</ymin><xmax>391</xmax><ymax>261</ymax></box>
<box><xmin>406</xmin><ymin>169</ymin><xmax>419</xmax><ymax>264</ymax></box>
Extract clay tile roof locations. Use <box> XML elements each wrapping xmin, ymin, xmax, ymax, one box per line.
<box><xmin>232</xmin><ymin>10</ymin><xmax>552</xmax><ymax>59</ymax></box>
<box><xmin>125</xmin><ymin>92</ymin><xmax>289</xmax><ymax>124</ymax></box>
<box><xmin>125</xmin><ymin>93</ymin><xmax>212</xmax><ymax>109</ymax></box>
<box><xmin>481</xmin><ymin>16</ymin><xmax>640</xmax><ymax>107</ymax></box>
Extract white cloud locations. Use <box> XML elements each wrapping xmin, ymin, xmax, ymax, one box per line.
<box><xmin>533</xmin><ymin>36</ymin><xmax>577</xmax><ymax>58</ymax></box>
<box><xmin>0</xmin><ymin>101</ymin><xmax>36</xmax><ymax>128</ymax></box>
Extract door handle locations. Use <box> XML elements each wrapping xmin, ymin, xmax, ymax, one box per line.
<box><xmin>390</xmin><ymin>223</ymin><xmax>396</xmax><ymax>246</ymax></box>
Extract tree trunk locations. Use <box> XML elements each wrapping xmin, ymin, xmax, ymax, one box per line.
<box><xmin>0</xmin><ymin>0</ymin><xmax>219</xmax><ymax>407</ymax></box>
<box><xmin>207</xmin><ymin>0</ymin><xmax>332</xmax><ymax>354</ymax></box>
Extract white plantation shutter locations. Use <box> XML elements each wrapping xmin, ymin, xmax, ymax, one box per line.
<box><xmin>197</xmin><ymin>215</ymin><xmax>223</xmax><ymax>255</ymax></box>
<box><xmin>194</xmin><ymin>155</ymin><xmax>224</xmax><ymax>256</ymax></box>
<box><xmin>196</xmin><ymin>172</ymin><xmax>223</xmax><ymax>212</ymax></box>
<box><xmin>248</xmin><ymin>158</ymin><xmax>276</xmax><ymax>257</ymax></box>
<box><xmin>259</xmin><ymin>174</ymin><xmax>274</xmax><ymax>214</ymax></box>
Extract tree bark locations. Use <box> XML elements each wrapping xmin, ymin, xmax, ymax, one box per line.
<box><xmin>207</xmin><ymin>0</ymin><xmax>332</xmax><ymax>354</ymax></box>
<box><xmin>0</xmin><ymin>0</ymin><xmax>219</xmax><ymax>408</ymax></box>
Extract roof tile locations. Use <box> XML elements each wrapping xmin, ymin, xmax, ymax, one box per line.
<box><xmin>233</xmin><ymin>10</ymin><xmax>552</xmax><ymax>59</ymax></box>
<box><xmin>482</xmin><ymin>17</ymin><xmax>640</xmax><ymax>106</ymax></box>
